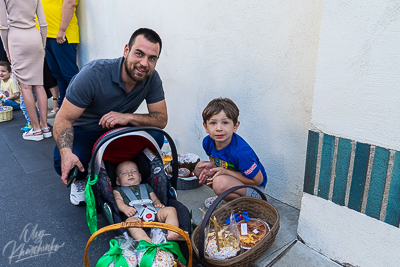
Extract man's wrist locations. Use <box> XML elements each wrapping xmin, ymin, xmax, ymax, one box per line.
<box><xmin>59</xmin><ymin>147</ymin><xmax>73</xmax><ymax>157</ymax></box>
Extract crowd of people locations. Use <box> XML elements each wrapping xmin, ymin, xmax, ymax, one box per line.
<box><xmin>0</xmin><ymin>0</ymin><xmax>79</xmax><ymax>140</ymax></box>
<box><xmin>1</xmin><ymin>0</ymin><xmax>268</xmax><ymax>246</ymax></box>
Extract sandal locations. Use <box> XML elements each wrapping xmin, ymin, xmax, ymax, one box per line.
<box><xmin>22</xmin><ymin>129</ymin><xmax>44</xmax><ymax>141</ymax></box>
<box><xmin>47</xmin><ymin>108</ymin><xmax>59</xmax><ymax>118</ymax></box>
<box><xmin>41</xmin><ymin>127</ymin><xmax>52</xmax><ymax>138</ymax></box>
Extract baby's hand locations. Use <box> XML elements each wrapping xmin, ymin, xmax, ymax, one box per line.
<box><xmin>154</xmin><ymin>203</ymin><xmax>165</xmax><ymax>208</ymax></box>
<box><xmin>123</xmin><ymin>206</ymin><xmax>137</xmax><ymax>217</ymax></box>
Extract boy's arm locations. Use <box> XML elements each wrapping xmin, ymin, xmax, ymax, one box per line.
<box><xmin>113</xmin><ymin>190</ymin><xmax>137</xmax><ymax>217</ymax></box>
<box><xmin>212</xmin><ymin>168</ymin><xmax>263</xmax><ymax>185</ymax></box>
<box><xmin>7</xmin><ymin>92</ymin><xmax>19</xmax><ymax>101</ymax></box>
<box><xmin>149</xmin><ymin>192</ymin><xmax>165</xmax><ymax>208</ymax></box>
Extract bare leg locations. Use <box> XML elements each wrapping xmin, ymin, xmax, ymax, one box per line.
<box><xmin>157</xmin><ymin>207</ymin><xmax>187</xmax><ymax>241</ymax></box>
<box><xmin>212</xmin><ymin>175</ymin><xmax>247</xmax><ymax>201</ymax></box>
<box><xmin>126</xmin><ymin>217</ymin><xmax>151</xmax><ymax>242</ymax></box>
<box><xmin>49</xmin><ymin>85</ymin><xmax>59</xmax><ymax>110</ymax></box>
<box><xmin>32</xmin><ymin>85</ymin><xmax>49</xmax><ymax>130</ymax></box>
<box><xmin>19</xmin><ymin>82</ymin><xmax>40</xmax><ymax>132</ymax></box>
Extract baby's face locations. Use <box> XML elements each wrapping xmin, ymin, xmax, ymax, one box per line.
<box><xmin>117</xmin><ymin>161</ymin><xmax>141</xmax><ymax>186</ymax></box>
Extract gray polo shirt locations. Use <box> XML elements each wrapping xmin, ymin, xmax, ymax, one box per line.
<box><xmin>66</xmin><ymin>57</ymin><xmax>164</xmax><ymax>131</ymax></box>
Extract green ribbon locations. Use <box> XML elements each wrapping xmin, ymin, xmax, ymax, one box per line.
<box><xmin>85</xmin><ymin>174</ymin><xmax>98</xmax><ymax>234</ymax></box>
<box><xmin>137</xmin><ymin>240</ymin><xmax>186</xmax><ymax>267</ymax></box>
<box><xmin>96</xmin><ymin>239</ymin><xmax>129</xmax><ymax>267</ymax></box>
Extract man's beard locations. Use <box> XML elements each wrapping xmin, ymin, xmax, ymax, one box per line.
<box><xmin>124</xmin><ymin>58</ymin><xmax>150</xmax><ymax>83</ymax></box>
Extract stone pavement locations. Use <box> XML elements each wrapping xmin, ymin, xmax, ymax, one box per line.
<box><xmin>0</xmin><ymin>111</ymin><xmax>341</xmax><ymax>266</ymax></box>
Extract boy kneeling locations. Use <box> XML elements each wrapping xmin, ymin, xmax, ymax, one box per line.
<box><xmin>113</xmin><ymin>161</ymin><xmax>186</xmax><ymax>242</ymax></box>
<box><xmin>194</xmin><ymin>98</ymin><xmax>268</xmax><ymax>202</ymax></box>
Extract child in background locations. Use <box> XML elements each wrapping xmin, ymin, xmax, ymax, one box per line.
<box><xmin>0</xmin><ymin>61</ymin><xmax>20</xmax><ymax>110</ymax></box>
<box><xmin>194</xmin><ymin>97</ymin><xmax>268</xmax><ymax>202</ymax></box>
<box><xmin>20</xmin><ymin>93</ymin><xmax>40</xmax><ymax>132</ymax></box>
<box><xmin>113</xmin><ymin>161</ymin><xmax>186</xmax><ymax>242</ymax></box>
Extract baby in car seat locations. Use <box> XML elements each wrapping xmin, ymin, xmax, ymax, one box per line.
<box><xmin>113</xmin><ymin>161</ymin><xmax>186</xmax><ymax>242</ymax></box>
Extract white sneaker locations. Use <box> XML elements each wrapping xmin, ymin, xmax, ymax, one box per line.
<box><xmin>70</xmin><ymin>179</ymin><xmax>86</xmax><ymax>206</ymax></box>
<box><xmin>47</xmin><ymin>108</ymin><xmax>59</xmax><ymax>118</ymax></box>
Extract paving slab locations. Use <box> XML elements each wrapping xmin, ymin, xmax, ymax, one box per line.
<box><xmin>269</xmin><ymin>241</ymin><xmax>342</xmax><ymax>267</ymax></box>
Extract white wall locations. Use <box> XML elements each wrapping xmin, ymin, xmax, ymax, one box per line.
<box><xmin>76</xmin><ymin>0</ymin><xmax>323</xmax><ymax>208</ymax></box>
<box><xmin>298</xmin><ymin>194</ymin><xmax>400</xmax><ymax>267</ymax></box>
<box><xmin>299</xmin><ymin>1</ymin><xmax>400</xmax><ymax>266</ymax></box>
<box><xmin>311</xmin><ymin>0</ymin><xmax>400</xmax><ymax>151</ymax></box>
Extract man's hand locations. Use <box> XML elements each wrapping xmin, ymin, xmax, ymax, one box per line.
<box><xmin>99</xmin><ymin>111</ymin><xmax>131</xmax><ymax>129</ymax></box>
<box><xmin>122</xmin><ymin>206</ymin><xmax>137</xmax><ymax>217</ymax></box>
<box><xmin>60</xmin><ymin>150</ymin><xmax>84</xmax><ymax>185</ymax></box>
<box><xmin>56</xmin><ymin>30</ymin><xmax>66</xmax><ymax>44</ymax></box>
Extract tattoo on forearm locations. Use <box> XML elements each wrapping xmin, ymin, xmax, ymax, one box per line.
<box><xmin>57</xmin><ymin>127</ymin><xmax>74</xmax><ymax>150</ymax></box>
<box><xmin>145</xmin><ymin>112</ymin><xmax>160</xmax><ymax>120</ymax></box>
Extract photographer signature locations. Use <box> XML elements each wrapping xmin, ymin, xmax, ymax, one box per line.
<box><xmin>2</xmin><ymin>223</ymin><xmax>65</xmax><ymax>264</ymax></box>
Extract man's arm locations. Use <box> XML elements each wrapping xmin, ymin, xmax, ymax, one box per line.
<box><xmin>56</xmin><ymin>0</ymin><xmax>76</xmax><ymax>44</ymax></box>
<box><xmin>99</xmin><ymin>99</ymin><xmax>168</xmax><ymax>129</ymax></box>
<box><xmin>53</xmin><ymin>98</ymin><xmax>85</xmax><ymax>184</ymax></box>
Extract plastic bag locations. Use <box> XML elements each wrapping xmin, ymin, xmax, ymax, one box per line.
<box><xmin>97</xmin><ymin>236</ymin><xmax>138</xmax><ymax>267</ymax></box>
<box><xmin>136</xmin><ymin>229</ymin><xmax>175</xmax><ymax>267</ymax></box>
<box><xmin>205</xmin><ymin>211</ymin><xmax>241</xmax><ymax>260</ymax></box>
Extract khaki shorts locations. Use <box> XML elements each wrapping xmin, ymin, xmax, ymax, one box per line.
<box><xmin>245</xmin><ymin>185</ymin><xmax>266</xmax><ymax>199</ymax></box>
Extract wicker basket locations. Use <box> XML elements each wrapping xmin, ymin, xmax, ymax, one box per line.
<box><xmin>0</xmin><ymin>106</ymin><xmax>13</xmax><ymax>122</ymax></box>
<box><xmin>177</xmin><ymin>176</ymin><xmax>202</xmax><ymax>190</ymax></box>
<box><xmin>191</xmin><ymin>185</ymin><xmax>280</xmax><ymax>267</ymax></box>
<box><xmin>84</xmin><ymin>221</ymin><xmax>193</xmax><ymax>267</ymax></box>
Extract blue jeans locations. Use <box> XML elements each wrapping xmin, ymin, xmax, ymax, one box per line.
<box><xmin>20</xmin><ymin>94</ymin><xmax>39</xmax><ymax>125</ymax></box>
<box><xmin>3</xmin><ymin>99</ymin><xmax>20</xmax><ymax>110</ymax></box>
<box><xmin>45</xmin><ymin>38</ymin><xmax>79</xmax><ymax>107</ymax></box>
<box><xmin>53</xmin><ymin>128</ymin><xmax>164</xmax><ymax>180</ymax></box>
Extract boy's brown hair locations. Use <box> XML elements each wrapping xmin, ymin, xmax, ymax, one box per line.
<box><xmin>0</xmin><ymin>61</ymin><xmax>11</xmax><ymax>73</ymax></box>
<box><xmin>202</xmin><ymin>97</ymin><xmax>239</xmax><ymax>125</ymax></box>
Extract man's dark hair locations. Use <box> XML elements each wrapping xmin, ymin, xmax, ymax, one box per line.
<box><xmin>0</xmin><ymin>61</ymin><xmax>11</xmax><ymax>72</ymax></box>
<box><xmin>128</xmin><ymin>28</ymin><xmax>162</xmax><ymax>55</ymax></box>
<box><xmin>202</xmin><ymin>97</ymin><xmax>240</xmax><ymax>125</ymax></box>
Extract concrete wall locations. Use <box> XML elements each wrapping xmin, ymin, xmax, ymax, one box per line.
<box><xmin>298</xmin><ymin>1</ymin><xmax>400</xmax><ymax>266</ymax></box>
<box><xmin>76</xmin><ymin>0</ymin><xmax>323</xmax><ymax>208</ymax></box>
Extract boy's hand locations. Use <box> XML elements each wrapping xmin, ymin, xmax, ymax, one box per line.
<box><xmin>199</xmin><ymin>168</ymin><xmax>216</xmax><ymax>184</ymax></box>
<box><xmin>205</xmin><ymin>167</ymin><xmax>226</xmax><ymax>186</ymax></box>
<box><xmin>210</xmin><ymin>167</ymin><xmax>226</xmax><ymax>177</ymax></box>
<box><xmin>154</xmin><ymin>203</ymin><xmax>165</xmax><ymax>208</ymax></box>
<box><xmin>123</xmin><ymin>206</ymin><xmax>137</xmax><ymax>217</ymax></box>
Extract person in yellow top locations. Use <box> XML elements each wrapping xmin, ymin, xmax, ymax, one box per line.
<box><xmin>0</xmin><ymin>61</ymin><xmax>20</xmax><ymax>110</ymax></box>
<box><xmin>41</xmin><ymin>0</ymin><xmax>79</xmax><ymax>109</ymax></box>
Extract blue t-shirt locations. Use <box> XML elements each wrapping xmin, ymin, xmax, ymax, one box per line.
<box><xmin>202</xmin><ymin>133</ymin><xmax>267</xmax><ymax>186</ymax></box>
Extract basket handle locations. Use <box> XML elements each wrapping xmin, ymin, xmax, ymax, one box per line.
<box><xmin>84</xmin><ymin>221</ymin><xmax>192</xmax><ymax>267</ymax></box>
<box><xmin>198</xmin><ymin>185</ymin><xmax>267</xmax><ymax>260</ymax></box>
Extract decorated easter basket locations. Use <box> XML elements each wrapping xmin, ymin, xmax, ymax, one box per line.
<box><xmin>177</xmin><ymin>176</ymin><xmax>201</xmax><ymax>190</ymax></box>
<box><xmin>84</xmin><ymin>221</ymin><xmax>192</xmax><ymax>267</ymax></box>
<box><xmin>0</xmin><ymin>106</ymin><xmax>13</xmax><ymax>122</ymax></box>
<box><xmin>191</xmin><ymin>185</ymin><xmax>280</xmax><ymax>267</ymax></box>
